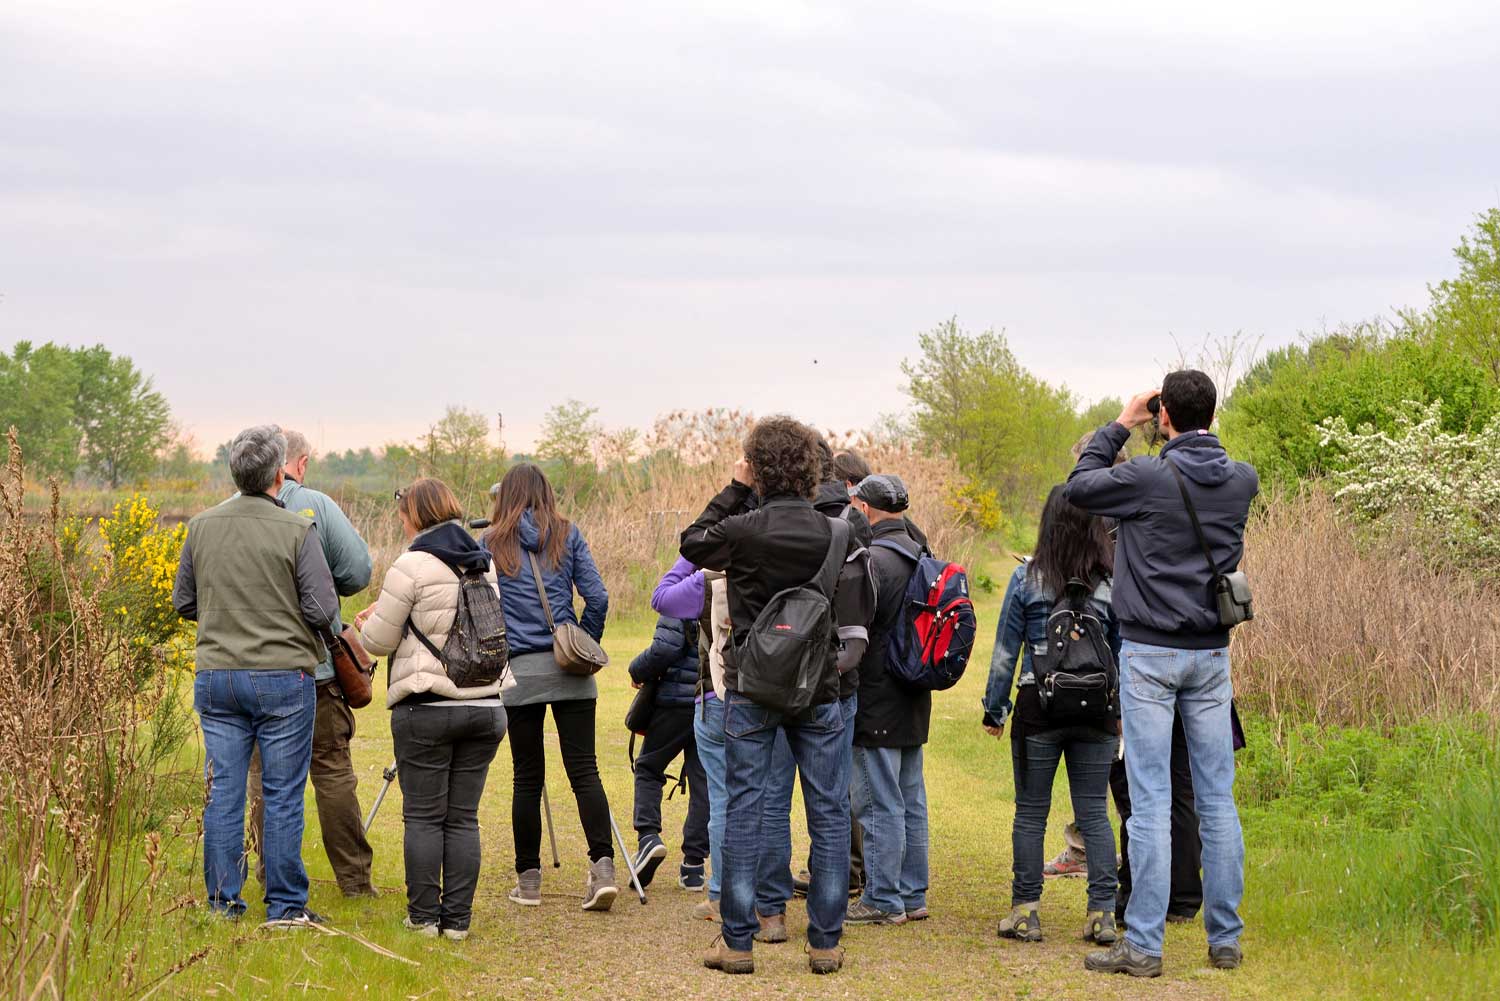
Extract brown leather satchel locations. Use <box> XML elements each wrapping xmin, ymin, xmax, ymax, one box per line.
<box><xmin>527</xmin><ymin>551</ymin><xmax>609</xmax><ymax>676</ymax></box>
<box><xmin>325</xmin><ymin>625</ymin><xmax>377</xmax><ymax>708</ymax></box>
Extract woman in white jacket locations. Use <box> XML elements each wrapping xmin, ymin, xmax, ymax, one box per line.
<box><xmin>356</xmin><ymin>478</ymin><xmax>505</xmax><ymax>941</ymax></box>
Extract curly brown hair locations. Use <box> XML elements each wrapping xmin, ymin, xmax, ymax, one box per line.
<box><xmin>744</xmin><ymin>416</ymin><xmax>822</xmax><ymax>500</ymax></box>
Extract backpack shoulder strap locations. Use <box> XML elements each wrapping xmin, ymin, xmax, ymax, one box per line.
<box><xmin>1166</xmin><ymin>458</ymin><xmax>1219</xmax><ymax>578</ymax></box>
<box><xmin>403</xmin><ymin>619</ymin><xmax>446</xmax><ymax>665</ymax></box>
<box><xmin>813</xmin><ymin>518</ymin><xmax>851</xmax><ymax>598</ymax></box>
<box><xmin>870</xmin><ymin>537</ymin><xmax>921</xmax><ymax>561</ymax></box>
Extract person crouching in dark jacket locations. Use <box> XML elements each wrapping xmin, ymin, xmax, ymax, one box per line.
<box><xmin>628</xmin><ymin>614</ymin><xmax>709</xmax><ymax>891</ymax></box>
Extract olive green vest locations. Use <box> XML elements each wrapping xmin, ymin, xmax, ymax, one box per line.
<box><xmin>187</xmin><ymin>493</ymin><xmax>322</xmax><ymax>672</ymax></box>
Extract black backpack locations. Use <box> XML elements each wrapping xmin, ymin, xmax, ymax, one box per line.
<box><xmin>735</xmin><ymin>517</ymin><xmax>850</xmax><ymax>715</ymax></box>
<box><xmin>1032</xmin><ymin>577</ymin><xmax>1117</xmax><ymax>722</ymax></box>
<box><xmin>408</xmin><ymin>565</ymin><xmax>510</xmax><ymax>688</ymax></box>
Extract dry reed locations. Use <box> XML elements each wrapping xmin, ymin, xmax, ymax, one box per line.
<box><xmin>1233</xmin><ymin>488</ymin><xmax>1500</xmax><ymax>727</ymax></box>
<box><xmin>0</xmin><ymin>429</ymin><xmax>177</xmax><ymax>999</ymax></box>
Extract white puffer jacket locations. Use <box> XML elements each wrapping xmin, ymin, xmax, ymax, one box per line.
<box><xmin>360</xmin><ymin>549</ymin><xmax>504</xmax><ymax>707</ymax></box>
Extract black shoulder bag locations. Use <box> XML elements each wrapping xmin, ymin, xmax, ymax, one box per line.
<box><xmin>1167</xmin><ymin>459</ymin><xmax>1254</xmax><ymax>628</ymax></box>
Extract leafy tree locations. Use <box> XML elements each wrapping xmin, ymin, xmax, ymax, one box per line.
<box><xmin>1218</xmin><ymin>325</ymin><xmax>1497</xmax><ymax>486</ymax></box>
<box><xmin>902</xmin><ymin>318</ymin><xmax>1079</xmax><ymax>510</ymax></box>
<box><xmin>72</xmin><ymin>346</ymin><xmax>172</xmax><ymax>487</ymax></box>
<box><xmin>1427</xmin><ymin>207</ymin><xmax>1500</xmax><ymax>381</ymax></box>
<box><xmin>405</xmin><ymin>407</ymin><xmax>504</xmax><ymax>514</ymax></box>
<box><xmin>536</xmin><ymin>399</ymin><xmax>602</xmax><ymax>467</ymax></box>
<box><xmin>0</xmin><ymin>341</ymin><xmax>82</xmax><ymax>477</ymax></box>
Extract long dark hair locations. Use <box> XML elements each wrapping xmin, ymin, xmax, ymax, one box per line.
<box><xmin>1027</xmin><ymin>484</ymin><xmax>1113</xmax><ymax>595</ymax></box>
<box><xmin>483</xmin><ymin>463</ymin><xmax>571</xmax><ymax>577</ymax></box>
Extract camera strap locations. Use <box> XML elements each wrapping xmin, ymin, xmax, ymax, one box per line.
<box><xmin>1166</xmin><ymin>458</ymin><xmax>1219</xmax><ymax>580</ymax></box>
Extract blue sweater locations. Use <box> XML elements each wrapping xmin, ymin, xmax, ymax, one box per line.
<box><xmin>493</xmin><ymin>510</ymin><xmax>609</xmax><ymax>656</ymax></box>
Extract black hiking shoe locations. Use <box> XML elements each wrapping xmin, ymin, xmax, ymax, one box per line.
<box><xmin>632</xmin><ymin>835</ymin><xmax>667</xmax><ymax>889</ymax></box>
<box><xmin>1209</xmin><ymin>943</ymin><xmax>1243</xmax><ymax>970</ymax></box>
<box><xmin>1084</xmin><ymin>939</ymin><xmax>1163</xmax><ymax>978</ymax></box>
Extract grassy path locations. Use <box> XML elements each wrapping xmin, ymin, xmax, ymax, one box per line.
<box><xmin>141</xmin><ymin>601</ymin><xmax>1491</xmax><ymax>1001</ymax></box>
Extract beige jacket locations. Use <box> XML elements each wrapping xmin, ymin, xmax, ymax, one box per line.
<box><xmin>706</xmin><ymin>573</ymin><xmax>731</xmax><ymax>698</ymax></box>
<box><xmin>360</xmin><ymin>549</ymin><xmax>504</xmax><ymax>707</ymax></box>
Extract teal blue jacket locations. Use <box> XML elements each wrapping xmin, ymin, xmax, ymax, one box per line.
<box><xmin>278</xmin><ymin>477</ymin><xmax>373</xmax><ymax>680</ymax></box>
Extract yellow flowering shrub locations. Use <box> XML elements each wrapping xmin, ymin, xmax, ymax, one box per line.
<box><xmin>97</xmin><ymin>495</ymin><xmax>194</xmax><ymax>675</ymax></box>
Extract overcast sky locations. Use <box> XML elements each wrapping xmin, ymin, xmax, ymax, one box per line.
<box><xmin>3</xmin><ymin>0</ymin><xmax>1498</xmax><ymax>454</ymax></box>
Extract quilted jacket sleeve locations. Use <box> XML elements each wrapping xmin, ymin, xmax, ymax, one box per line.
<box><xmin>571</xmin><ymin>526</ymin><xmax>610</xmax><ymax>641</ymax></box>
<box><xmin>628</xmin><ymin>616</ymin><xmax>687</xmax><ymax>685</ymax></box>
<box><xmin>360</xmin><ymin>555</ymin><xmax>418</xmax><ymax>657</ymax></box>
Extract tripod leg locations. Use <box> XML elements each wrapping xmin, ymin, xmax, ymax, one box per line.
<box><xmin>542</xmin><ymin>785</ymin><xmax>561</xmax><ymax>868</ymax></box>
<box><xmin>362</xmin><ymin>761</ymin><xmax>398</xmax><ymax>836</ymax></box>
<box><xmin>609</xmin><ymin>809</ymin><xmax>648</xmax><ymax>905</ymax></box>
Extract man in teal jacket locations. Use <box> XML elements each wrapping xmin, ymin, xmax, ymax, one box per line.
<box><xmin>249</xmin><ymin>429</ymin><xmax>377</xmax><ymax>897</ymax></box>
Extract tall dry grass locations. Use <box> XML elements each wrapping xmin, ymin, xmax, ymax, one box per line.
<box><xmin>1234</xmin><ymin>488</ymin><xmax>1500</xmax><ymax>727</ymax></box>
<box><xmin>0</xmin><ymin>431</ymin><xmax>183</xmax><ymax>998</ymax></box>
<box><xmin>564</xmin><ymin>411</ymin><xmax>986</xmax><ymax>616</ymax></box>
<box><xmin>345</xmin><ymin>410</ymin><xmax>988</xmax><ymax>616</ymax></box>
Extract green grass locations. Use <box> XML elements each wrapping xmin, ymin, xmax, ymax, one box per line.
<box><xmin>91</xmin><ymin>576</ymin><xmax>1500</xmax><ymax>1000</ymax></box>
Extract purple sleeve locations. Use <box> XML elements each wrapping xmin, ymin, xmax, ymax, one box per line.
<box><xmin>651</xmin><ymin>556</ymin><xmax>706</xmax><ymax>619</ymax></box>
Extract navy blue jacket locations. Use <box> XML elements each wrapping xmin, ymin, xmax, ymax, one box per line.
<box><xmin>628</xmin><ymin>615</ymin><xmax>700</xmax><ymax>707</ymax></box>
<box><xmin>492</xmin><ymin>510</ymin><xmax>609</xmax><ymax>657</ymax></box>
<box><xmin>1065</xmin><ymin>423</ymin><xmax>1258</xmax><ymax>650</ymax></box>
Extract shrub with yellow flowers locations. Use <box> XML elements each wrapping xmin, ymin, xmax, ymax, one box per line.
<box><xmin>96</xmin><ymin>495</ymin><xmax>194</xmax><ymax>678</ymax></box>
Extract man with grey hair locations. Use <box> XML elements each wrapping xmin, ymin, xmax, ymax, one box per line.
<box><xmin>247</xmin><ymin>429</ymin><xmax>376</xmax><ymax>898</ymax></box>
<box><xmin>174</xmin><ymin>424</ymin><xmax>339</xmax><ymax>927</ymax></box>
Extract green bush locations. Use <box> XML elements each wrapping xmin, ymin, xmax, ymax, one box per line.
<box><xmin>1218</xmin><ymin>328</ymin><xmax>1498</xmax><ymax>487</ymax></box>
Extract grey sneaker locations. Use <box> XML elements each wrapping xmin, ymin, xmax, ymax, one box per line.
<box><xmin>509</xmin><ymin>868</ymin><xmax>542</xmax><ymax>907</ymax></box>
<box><xmin>846</xmin><ymin>899</ymin><xmax>908</xmax><ymax>925</ymax></box>
<box><xmin>403</xmin><ymin>916</ymin><xmax>439</xmax><ymax>938</ymax></box>
<box><xmin>1209</xmin><ymin>943</ymin><xmax>1243</xmax><ymax>970</ymax></box>
<box><xmin>997</xmin><ymin>902</ymin><xmax>1042</xmax><ymax>942</ymax></box>
<box><xmin>1084</xmin><ymin>939</ymin><xmax>1163</xmax><ymax>978</ymax></box>
<box><xmin>441</xmin><ymin>927</ymin><xmax>469</xmax><ymax>942</ymax></box>
<box><xmin>1084</xmin><ymin>911</ymin><xmax>1118</xmax><ymax>945</ymax></box>
<box><xmin>582</xmin><ymin>857</ymin><xmax>618</xmax><ymax>912</ymax></box>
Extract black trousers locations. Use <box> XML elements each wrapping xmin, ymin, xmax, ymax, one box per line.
<box><xmin>631</xmin><ymin>705</ymin><xmax>710</xmax><ymax>862</ymax></box>
<box><xmin>391</xmin><ymin>704</ymin><xmax>506</xmax><ymax>931</ymax></box>
<box><xmin>1110</xmin><ymin>710</ymin><xmax>1203</xmax><ymax>921</ymax></box>
<box><xmin>507</xmin><ymin>699</ymin><xmax>614</xmax><ymax>873</ymax></box>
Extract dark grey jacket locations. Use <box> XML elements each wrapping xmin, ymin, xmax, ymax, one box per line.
<box><xmin>1064</xmin><ymin>423</ymin><xmax>1258</xmax><ymax>650</ymax></box>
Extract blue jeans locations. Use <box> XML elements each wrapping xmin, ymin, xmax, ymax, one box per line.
<box><xmin>1011</xmin><ymin>726</ymin><xmax>1117</xmax><ymax>910</ymax></box>
<box><xmin>851</xmin><ymin>744</ymin><xmax>929</xmax><ymax>915</ymax></box>
<box><xmin>721</xmin><ymin>691</ymin><xmax>851</xmax><ymax>952</ymax></box>
<box><xmin>1119</xmin><ymin>640</ymin><xmax>1244</xmax><ymax>956</ymax></box>
<box><xmin>756</xmin><ymin>692</ymin><xmax>857</xmax><ymax>916</ymax></box>
<box><xmin>194</xmin><ymin>669</ymin><xmax>315</xmax><ymax>920</ymax></box>
<box><xmin>694</xmin><ymin>696</ymin><xmax>728</xmax><ymax>900</ymax></box>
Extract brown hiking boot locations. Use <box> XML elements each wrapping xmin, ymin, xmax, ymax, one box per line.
<box><xmin>693</xmin><ymin>898</ymin><xmax>720</xmax><ymax>922</ymax></box>
<box><xmin>808</xmin><ymin>945</ymin><xmax>845</xmax><ymax>975</ymax></box>
<box><xmin>754</xmin><ymin>912</ymin><xmax>788</xmax><ymax>944</ymax></box>
<box><xmin>997</xmin><ymin>902</ymin><xmax>1042</xmax><ymax>942</ymax></box>
<box><xmin>703</xmin><ymin>936</ymin><xmax>754</xmax><ymax>974</ymax></box>
<box><xmin>1084</xmin><ymin>939</ymin><xmax>1163</xmax><ymax>978</ymax></box>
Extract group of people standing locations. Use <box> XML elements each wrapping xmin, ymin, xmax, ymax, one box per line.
<box><xmin>174</xmin><ymin>429</ymin><xmax>617</xmax><ymax>938</ymax></box>
<box><xmin>171</xmin><ymin>365</ymin><xmax>1256</xmax><ymax>981</ymax></box>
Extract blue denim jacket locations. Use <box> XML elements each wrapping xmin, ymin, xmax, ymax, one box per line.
<box><xmin>982</xmin><ymin>562</ymin><xmax>1120</xmax><ymax>726</ymax></box>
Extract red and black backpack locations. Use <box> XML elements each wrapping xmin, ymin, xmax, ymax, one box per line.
<box><xmin>871</xmin><ymin>540</ymin><xmax>977</xmax><ymax>691</ymax></box>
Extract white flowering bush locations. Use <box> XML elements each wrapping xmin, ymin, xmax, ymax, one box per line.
<box><xmin>1319</xmin><ymin>399</ymin><xmax>1500</xmax><ymax>573</ymax></box>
